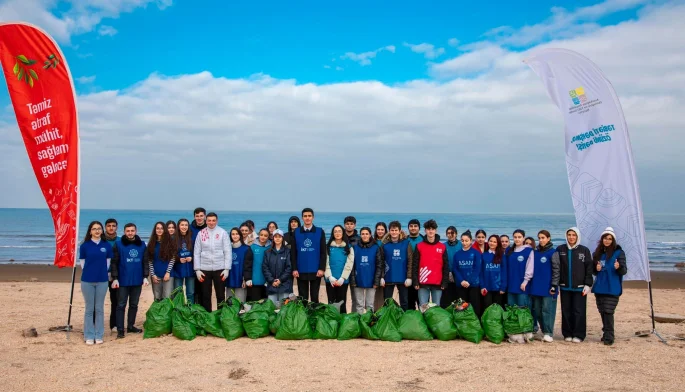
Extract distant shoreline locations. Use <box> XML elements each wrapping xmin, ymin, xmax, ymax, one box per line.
<box><xmin>0</xmin><ymin>264</ymin><xmax>682</xmax><ymax>289</ymax></box>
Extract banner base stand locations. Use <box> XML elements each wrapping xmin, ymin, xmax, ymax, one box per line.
<box><xmin>648</xmin><ymin>281</ymin><xmax>668</xmax><ymax>345</ymax></box>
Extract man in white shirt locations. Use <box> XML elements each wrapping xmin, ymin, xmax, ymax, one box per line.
<box><xmin>193</xmin><ymin>212</ymin><xmax>231</xmax><ymax>312</ymax></box>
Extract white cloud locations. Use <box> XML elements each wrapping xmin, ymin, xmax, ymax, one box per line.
<box><xmin>447</xmin><ymin>38</ymin><xmax>460</xmax><ymax>47</ymax></box>
<box><xmin>76</xmin><ymin>75</ymin><xmax>96</xmax><ymax>83</ymax></box>
<box><xmin>431</xmin><ymin>45</ymin><xmax>508</xmax><ymax>76</ymax></box>
<box><xmin>484</xmin><ymin>0</ymin><xmax>649</xmax><ymax>47</ymax></box>
<box><xmin>0</xmin><ymin>0</ymin><xmax>173</xmax><ymax>44</ymax></box>
<box><xmin>335</xmin><ymin>66</ymin><xmax>343</xmax><ymax>71</ymax></box>
<box><xmin>1</xmin><ymin>1</ymin><xmax>684</xmax><ymax>213</ymax></box>
<box><xmin>340</xmin><ymin>45</ymin><xmax>395</xmax><ymax>66</ymax></box>
<box><xmin>403</xmin><ymin>42</ymin><xmax>445</xmax><ymax>59</ymax></box>
<box><xmin>323</xmin><ymin>65</ymin><xmax>331</xmax><ymax>69</ymax></box>
<box><xmin>97</xmin><ymin>25</ymin><xmax>118</xmax><ymax>36</ymax></box>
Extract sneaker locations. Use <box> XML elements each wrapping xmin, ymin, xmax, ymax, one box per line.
<box><xmin>116</xmin><ymin>332</ymin><xmax>125</xmax><ymax>339</ymax></box>
<box><xmin>85</xmin><ymin>339</ymin><xmax>95</xmax><ymax>345</ymax></box>
<box><xmin>111</xmin><ymin>327</ymin><xmax>117</xmax><ymax>334</ymax></box>
<box><xmin>95</xmin><ymin>339</ymin><xmax>104</xmax><ymax>345</ymax></box>
<box><xmin>572</xmin><ymin>337</ymin><xmax>582</xmax><ymax>343</ymax></box>
<box><xmin>564</xmin><ymin>337</ymin><xmax>572</xmax><ymax>342</ymax></box>
<box><xmin>127</xmin><ymin>326</ymin><xmax>143</xmax><ymax>334</ymax></box>
<box><xmin>543</xmin><ymin>335</ymin><xmax>554</xmax><ymax>343</ymax></box>
<box><xmin>604</xmin><ymin>340</ymin><xmax>614</xmax><ymax>346</ymax></box>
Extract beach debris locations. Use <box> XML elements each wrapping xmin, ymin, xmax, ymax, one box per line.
<box><xmin>22</xmin><ymin>328</ymin><xmax>38</xmax><ymax>338</ymax></box>
<box><xmin>29</xmin><ymin>277</ymin><xmax>39</xmax><ymax>282</ymax></box>
<box><xmin>653</xmin><ymin>313</ymin><xmax>685</xmax><ymax>323</ymax></box>
<box><xmin>675</xmin><ymin>262</ymin><xmax>685</xmax><ymax>269</ymax></box>
<box><xmin>9</xmin><ymin>258</ymin><xmax>14</xmax><ymax>262</ymax></box>
<box><xmin>634</xmin><ymin>330</ymin><xmax>650</xmax><ymax>337</ymax></box>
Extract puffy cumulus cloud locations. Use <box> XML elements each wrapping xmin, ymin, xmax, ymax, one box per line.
<box><xmin>1</xmin><ymin>1</ymin><xmax>684</xmax><ymax>213</ymax></box>
<box><xmin>0</xmin><ymin>0</ymin><xmax>172</xmax><ymax>43</ymax></box>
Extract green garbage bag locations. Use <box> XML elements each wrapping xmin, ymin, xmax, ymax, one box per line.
<box><xmin>481</xmin><ymin>304</ymin><xmax>505</xmax><ymax>344</ymax></box>
<box><xmin>398</xmin><ymin>310</ymin><xmax>433</xmax><ymax>341</ymax></box>
<box><xmin>269</xmin><ymin>311</ymin><xmax>280</xmax><ymax>335</ymax></box>
<box><xmin>275</xmin><ymin>300</ymin><xmax>312</xmax><ymax>340</ymax></box>
<box><xmin>503</xmin><ymin>305</ymin><xmax>534</xmax><ymax>335</ymax></box>
<box><xmin>452</xmin><ymin>303</ymin><xmax>484</xmax><ymax>344</ymax></box>
<box><xmin>337</xmin><ymin>313</ymin><xmax>361</xmax><ymax>340</ymax></box>
<box><xmin>171</xmin><ymin>306</ymin><xmax>197</xmax><ymax>341</ymax></box>
<box><xmin>193</xmin><ymin>305</ymin><xmax>224</xmax><ymax>338</ymax></box>
<box><xmin>309</xmin><ymin>303</ymin><xmax>341</xmax><ymax>340</ymax></box>
<box><xmin>171</xmin><ymin>286</ymin><xmax>186</xmax><ymax>308</ymax></box>
<box><xmin>219</xmin><ymin>298</ymin><xmax>245</xmax><ymax>341</ymax></box>
<box><xmin>241</xmin><ymin>300</ymin><xmax>275</xmax><ymax>339</ymax></box>
<box><xmin>359</xmin><ymin>311</ymin><xmax>380</xmax><ymax>340</ymax></box>
<box><xmin>373</xmin><ymin>299</ymin><xmax>402</xmax><ymax>342</ymax></box>
<box><xmin>143</xmin><ymin>298</ymin><xmax>174</xmax><ymax>339</ymax></box>
<box><xmin>424</xmin><ymin>306</ymin><xmax>458</xmax><ymax>341</ymax></box>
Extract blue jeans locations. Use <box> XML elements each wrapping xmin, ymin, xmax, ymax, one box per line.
<box><xmin>268</xmin><ymin>292</ymin><xmax>291</xmax><ymax>309</ymax></box>
<box><xmin>418</xmin><ymin>286</ymin><xmax>442</xmax><ymax>306</ymax></box>
<box><xmin>173</xmin><ymin>277</ymin><xmax>195</xmax><ymax>305</ymax></box>
<box><xmin>82</xmin><ymin>281</ymin><xmax>108</xmax><ymax>341</ymax></box>
<box><xmin>531</xmin><ymin>295</ymin><xmax>557</xmax><ymax>336</ymax></box>
<box><xmin>507</xmin><ymin>293</ymin><xmax>530</xmax><ymax>308</ymax></box>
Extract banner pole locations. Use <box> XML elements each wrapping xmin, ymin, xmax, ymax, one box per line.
<box><xmin>66</xmin><ymin>263</ymin><xmax>76</xmax><ymax>340</ymax></box>
<box><xmin>648</xmin><ymin>281</ymin><xmax>667</xmax><ymax>344</ymax></box>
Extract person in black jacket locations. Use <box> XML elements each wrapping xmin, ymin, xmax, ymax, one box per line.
<box><xmin>349</xmin><ymin>227</ymin><xmax>384</xmax><ymax>313</ymax></box>
<box><xmin>263</xmin><ymin>230</ymin><xmax>292</xmax><ymax>308</ymax></box>
<box><xmin>290</xmin><ymin>208</ymin><xmax>327</xmax><ymax>303</ymax></box>
<box><xmin>551</xmin><ymin>226</ymin><xmax>594</xmax><ymax>343</ymax></box>
<box><xmin>591</xmin><ymin>227</ymin><xmax>628</xmax><ymax>345</ymax></box>
<box><xmin>283</xmin><ymin>216</ymin><xmax>300</xmax><ymax>249</ymax></box>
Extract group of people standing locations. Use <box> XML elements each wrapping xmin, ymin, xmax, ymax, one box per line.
<box><xmin>78</xmin><ymin>207</ymin><xmax>627</xmax><ymax>346</ymax></box>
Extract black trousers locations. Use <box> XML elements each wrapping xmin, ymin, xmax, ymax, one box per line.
<box><xmin>199</xmin><ymin>270</ymin><xmax>225</xmax><ymax>312</ymax></box>
<box><xmin>456</xmin><ymin>286</ymin><xmax>483</xmax><ymax>317</ymax></box>
<box><xmin>194</xmin><ymin>277</ymin><xmax>203</xmax><ymax>306</ymax></box>
<box><xmin>482</xmin><ymin>291</ymin><xmax>506</xmax><ymax>310</ymax></box>
<box><xmin>246</xmin><ymin>285</ymin><xmax>267</xmax><ymax>302</ymax></box>
<box><xmin>407</xmin><ymin>286</ymin><xmax>419</xmax><ymax>310</ymax></box>
<box><xmin>440</xmin><ymin>282</ymin><xmax>458</xmax><ymax>308</ymax></box>
<box><xmin>325</xmin><ymin>282</ymin><xmax>349</xmax><ymax>314</ymax></box>
<box><xmin>297</xmin><ymin>277</ymin><xmax>322</xmax><ymax>303</ymax></box>
<box><xmin>561</xmin><ymin>290</ymin><xmax>587</xmax><ymax>340</ymax></box>
<box><xmin>116</xmin><ymin>285</ymin><xmax>142</xmax><ymax>332</ymax></box>
<box><xmin>383</xmin><ymin>284</ymin><xmax>408</xmax><ymax>311</ymax></box>
<box><xmin>595</xmin><ymin>294</ymin><xmax>619</xmax><ymax>342</ymax></box>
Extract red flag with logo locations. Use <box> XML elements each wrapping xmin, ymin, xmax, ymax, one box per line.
<box><xmin>0</xmin><ymin>23</ymin><xmax>80</xmax><ymax>268</ymax></box>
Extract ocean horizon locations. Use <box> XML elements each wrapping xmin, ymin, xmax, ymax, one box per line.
<box><xmin>0</xmin><ymin>208</ymin><xmax>683</xmax><ymax>271</ymax></box>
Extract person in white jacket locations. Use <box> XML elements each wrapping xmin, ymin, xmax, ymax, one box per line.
<box><xmin>193</xmin><ymin>212</ymin><xmax>231</xmax><ymax>312</ymax></box>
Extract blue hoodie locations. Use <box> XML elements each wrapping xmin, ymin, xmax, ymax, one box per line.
<box><xmin>453</xmin><ymin>246</ymin><xmax>482</xmax><ymax>287</ymax></box>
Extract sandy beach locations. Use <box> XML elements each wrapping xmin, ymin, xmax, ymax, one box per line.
<box><xmin>1</xmin><ymin>265</ymin><xmax>684</xmax><ymax>391</ymax></box>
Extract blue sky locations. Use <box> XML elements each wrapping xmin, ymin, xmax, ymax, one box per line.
<box><xmin>1</xmin><ymin>0</ymin><xmax>684</xmax><ymax>213</ymax></box>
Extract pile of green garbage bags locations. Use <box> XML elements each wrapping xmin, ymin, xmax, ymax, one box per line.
<box><xmin>142</xmin><ymin>289</ymin><xmax>532</xmax><ymax>344</ymax></box>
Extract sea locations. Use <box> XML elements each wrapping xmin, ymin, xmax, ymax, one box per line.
<box><xmin>0</xmin><ymin>208</ymin><xmax>683</xmax><ymax>271</ymax></box>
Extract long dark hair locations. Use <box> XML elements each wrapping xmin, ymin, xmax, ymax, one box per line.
<box><xmin>267</xmin><ymin>221</ymin><xmax>278</xmax><ymax>232</ymax></box>
<box><xmin>83</xmin><ymin>221</ymin><xmax>103</xmax><ymax>243</ymax></box>
<box><xmin>166</xmin><ymin>220</ymin><xmax>177</xmax><ymax>235</ymax></box>
<box><xmin>593</xmin><ymin>233</ymin><xmax>617</xmax><ymax>262</ymax></box>
<box><xmin>147</xmin><ymin>221</ymin><xmax>176</xmax><ymax>261</ymax></box>
<box><xmin>327</xmin><ymin>224</ymin><xmax>351</xmax><ymax>255</ymax></box>
<box><xmin>537</xmin><ymin>230</ymin><xmax>552</xmax><ymax>251</ymax></box>
<box><xmin>230</xmin><ymin>227</ymin><xmax>244</xmax><ymax>245</ymax></box>
<box><xmin>488</xmin><ymin>234</ymin><xmax>504</xmax><ymax>264</ymax></box>
<box><xmin>507</xmin><ymin>229</ymin><xmax>526</xmax><ymax>255</ymax></box>
<box><xmin>176</xmin><ymin>218</ymin><xmax>193</xmax><ymax>252</ymax></box>
<box><xmin>374</xmin><ymin>222</ymin><xmax>388</xmax><ymax>241</ymax></box>
<box><xmin>524</xmin><ymin>236</ymin><xmax>536</xmax><ymax>248</ymax></box>
<box><xmin>359</xmin><ymin>227</ymin><xmax>373</xmax><ymax>244</ymax></box>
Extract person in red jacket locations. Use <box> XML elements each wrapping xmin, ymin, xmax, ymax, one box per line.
<box><xmin>412</xmin><ymin>219</ymin><xmax>449</xmax><ymax>309</ymax></box>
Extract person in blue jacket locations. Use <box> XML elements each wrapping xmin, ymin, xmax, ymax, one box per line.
<box><xmin>591</xmin><ymin>227</ymin><xmax>627</xmax><ymax>346</ymax></box>
<box><xmin>263</xmin><ymin>229</ymin><xmax>293</xmax><ymax>307</ymax></box>
<box><xmin>453</xmin><ymin>230</ymin><xmax>483</xmax><ymax>316</ymax></box>
<box><xmin>172</xmin><ymin>219</ymin><xmax>195</xmax><ymax>304</ymax></box>
<box><xmin>529</xmin><ymin>230</ymin><xmax>558</xmax><ymax>343</ymax></box>
<box><xmin>245</xmin><ymin>228</ymin><xmax>271</xmax><ymax>301</ymax></box>
<box><xmin>441</xmin><ymin>226</ymin><xmax>460</xmax><ymax>308</ymax></box>
<box><xmin>146</xmin><ymin>222</ymin><xmax>176</xmax><ymax>300</ymax></box>
<box><xmin>506</xmin><ymin>229</ymin><xmax>534</xmax><ymax>308</ymax></box>
<box><xmin>226</xmin><ymin>227</ymin><xmax>252</xmax><ymax>302</ymax></box>
<box><xmin>325</xmin><ymin>225</ymin><xmax>354</xmax><ymax>313</ymax></box>
<box><xmin>79</xmin><ymin>221</ymin><xmax>113</xmax><ymax>345</ymax></box>
<box><xmin>290</xmin><ymin>208</ymin><xmax>327</xmax><ymax>303</ymax></box>
<box><xmin>480</xmin><ymin>234</ymin><xmax>507</xmax><ymax>309</ymax></box>
<box><xmin>110</xmin><ymin>223</ymin><xmax>148</xmax><ymax>339</ymax></box>
<box><xmin>350</xmin><ymin>227</ymin><xmax>384</xmax><ymax>314</ymax></box>
<box><xmin>380</xmin><ymin>221</ymin><xmax>413</xmax><ymax>310</ymax></box>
